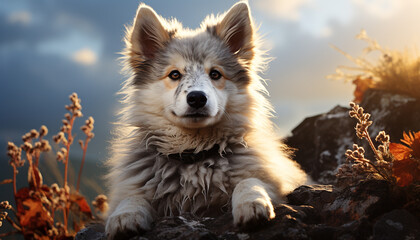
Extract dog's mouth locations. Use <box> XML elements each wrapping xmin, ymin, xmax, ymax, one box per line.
<box><xmin>183</xmin><ymin>113</ymin><xmax>209</xmax><ymax>118</ymax></box>
<box><xmin>169</xmin><ymin>109</ymin><xmax>221</xmax><ymax>128</ymax></box>
<box><xmin>171</xmin><ymin>110</ymin><xmax>210</xmax><ymax>119</ymax></box>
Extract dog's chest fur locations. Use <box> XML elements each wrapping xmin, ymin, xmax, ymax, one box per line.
<box><xmin>127</xmin><ymin>144</ymin><xmax>258</xmax><ymax>217</ymax></box>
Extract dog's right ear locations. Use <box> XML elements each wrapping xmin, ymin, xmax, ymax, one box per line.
<box><xmin>214</xmin><ymin>2</ymin><xmax>254</xmax><ymax>61</ymax></box>
<box><xmin>130</xmin><ymin>4</ymin><xmax>170</xmax><ymax>59</ymax></box>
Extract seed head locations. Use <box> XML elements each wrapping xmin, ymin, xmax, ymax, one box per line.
<box><xmin>39</xmin><ymin>125</ymin><xmax>48</xmax><ymax>137</ymax></box>
<box><xmin>375</xmin><ymin>131</ymin><xmax>390</xmax><ymax>143</ymax></box>
<box><xmin>0</xmin><ymin>201</ymin><xmax>11</xmax><ymax>210</ymax></box>
<box><xmin>30</xmin><ymin>129</ymin><xmax>39</xmax><ymax>139</ymax></box>
<box><xmin>92</xmin><ymin>194</ymin><xmax>108</xmax><ymax>213</ymax></box>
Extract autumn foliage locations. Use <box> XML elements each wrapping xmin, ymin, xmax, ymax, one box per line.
<box><xmin>389</xmin><ymin>131</ymin><xmax>420</xmax><ymax>187</ymax></box>
<box><xmin>352</xmin><ymin>77</ymin><xmax>375</xmax><ymax>103</ymax></box>
<box><xmin>0</xmin><ymin>93</ymin><xmax>107</xmax><ymax>239</ymax></box>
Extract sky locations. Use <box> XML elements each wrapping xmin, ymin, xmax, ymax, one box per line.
<box><xmin>1</xmin><ymin>0</ymin><xmax>420</xmax><ymax>163</ymax></box>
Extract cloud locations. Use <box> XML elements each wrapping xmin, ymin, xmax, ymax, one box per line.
<box><xmin>252</xmin><ymin>0</ymin><xmax>312</xmax><ymax>20</ymax></box>
<box><xmin>352</xmin><ymin>0</ymin><xmax>402</xmax><ymax>18</ymax></box>
<box><xmin>7</xmin><ymin>11</ymin><xmax>31</xmax><ymax>25</ymax></box>
<box><xmin>72</xmin><ymin>48</ymin><xmax>97</xmax><ymax>66</ymax></box>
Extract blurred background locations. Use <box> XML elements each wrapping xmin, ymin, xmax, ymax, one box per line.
<box><xmin>1</xmin><ymin>0</ymin><xmax>420</xmax><ymax>182</ymax></box>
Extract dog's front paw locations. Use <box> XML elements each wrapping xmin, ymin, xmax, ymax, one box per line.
<box><xmin>105</xmin><ymin>210</ymin><xmax>153</xmax><ymax>240</ymax></box>
<box><xmin>233</xmin><ymin>197</ymin><xmax>275</xmax><ymax>227</ymax></box>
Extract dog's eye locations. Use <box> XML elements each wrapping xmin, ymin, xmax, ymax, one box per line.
<box><xmin>168</xmin><ymin>70</ymin><xmax>182</xmax><ymax>80</ymax></box>
<box><xmin>209</xmin><ymin>69</ymin><xmax>222</xmax><ymax>80</ymax></box>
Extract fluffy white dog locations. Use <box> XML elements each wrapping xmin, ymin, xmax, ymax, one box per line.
<box><xmin>105</xmin><ymin>2</ymin><xmax>307</xmax><ymax>239</ymax></box>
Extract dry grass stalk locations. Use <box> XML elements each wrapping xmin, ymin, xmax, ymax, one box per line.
<box><xmin>77</xmin><ymin>117</ymin><xmax>95</xmax><ymax>192</ymax></box>
<box><xmin>328</xmin><ymin>30</ymin><xmax>420</xmax><ymax>99</ymax></box>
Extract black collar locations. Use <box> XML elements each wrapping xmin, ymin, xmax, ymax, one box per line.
<box><xmin>167</xmin><ymin>144</ymin><xmax>223</xmax><ymax>164</ymax></box>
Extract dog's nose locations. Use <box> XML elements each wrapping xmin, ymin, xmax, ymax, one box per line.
<box><xmin>187</xmin><ymin>91</ymin><xmax>207</xmax><ymax>109</ymax></box>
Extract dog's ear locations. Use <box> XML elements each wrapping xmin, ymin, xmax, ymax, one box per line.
<box><xmin>130</xmin><ymin>4</ymin><xmax>170</xmax><ymax>59</ymax></box>
<box><xmin>215</xmin><ymin>2</ymin><xmax>254</xmax><ymax>61</ymax></box>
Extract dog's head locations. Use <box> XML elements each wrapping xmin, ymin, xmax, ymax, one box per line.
<box><xmin>124</xmin><ymin>2</ymin><xmax>256</xmax><ymax>129</ymax></box>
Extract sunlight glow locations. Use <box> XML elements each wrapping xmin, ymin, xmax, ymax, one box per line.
<box><xmin>72</xmin><ymin>48</ymin><xmax>97</xmax><ymax>66</ymax></box>
<box><xmin>7</xmin><ymin>11</ymin><xmax>31</xmax><ymax>25</ymax></box>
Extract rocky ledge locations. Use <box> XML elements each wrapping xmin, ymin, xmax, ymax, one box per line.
<box><xmin>76</xmin><ymin>180</ymin><xmax>420</xmax><ymax>240</ymax></box>
<box><xmin>286</xmin><ymin>89</ymin><xmax>420</xmax><ymax>184</ymax></box>
<box><xmin>77</xmin><ymin>89</ymin><xmax>420</xmax><ymax>240</ymax></box>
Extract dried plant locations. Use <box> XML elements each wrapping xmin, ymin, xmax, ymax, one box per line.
<box><xmin>92</xmin><ymin>194</ymin><xmax>108</xmax><ymax>215</ymax></box>
<box><xmin>0</xmin><ymin>201</ymin><xmax>12</xmax><ymax>227</ymax></box>
<box><xmin>77</xmin><ymin>117</ymin><xmax>95</xmax><ymax>192</ymax></box>
<box><xmin>328</xmin><ymin>30</ymin><xmax>420</xmax><ymax>101</ymax></box>
<box><xmin>1</xmin><ymin>93</ymin><xmax>107</xmax><ymax>239</ymax></box>
<box><xmin>337</xmin><ymin>102</ymin><xmax>420</xmax><ymax>188</ymax></box>
<box><xmin>337</xmin><ymin>102</ymin><xmax>394</xmax><ymax>185</ymax></box>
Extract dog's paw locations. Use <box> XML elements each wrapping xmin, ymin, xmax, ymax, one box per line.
<box><xmin>232</xmin><ymin>198</ymin><xmax>275</xmax><ymax>228</ymax></box>
<box><xmin>105</xmin><ymin>210</ymin><xmax>152</xmax><ymax>240</ymax></box>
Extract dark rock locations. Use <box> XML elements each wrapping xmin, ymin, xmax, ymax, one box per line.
<box><xmin>287</xmin><ymin>180</ymin><xmax>396</xmax><ymax>226</ymax></box>
<box><xmin>323</xmin><ymin>180</ymin><xmax>395</xmax><ymax>225</ymax></box>
<box><xmin>78</xmin><ymin>205</ymin><xmax>316</xmax><ymax>240</ymax></box>
<box><xmin>77</xmin><ymin>179</ymin><xmax>419</xmax><ymax>240</ymax></box>
<box><xmin>372</xmin><ymin>209</ymin><xmax>420</xmax><ymax>240</ymax></box>
<box><xmin>140</xmin><ymin>214</ymin><xmax>218</xmax><ymax>240</ymax></box>
<box><xmin>286</xmin><ymin>89</ymin><xmax>420</xmax><ymax>184</ymax></box>
<box><xmin>286</xmin><ymin>105</ymin><xmax>354</xmax><ymax>184</ymax></box>
<box><xmin>75</xmin><ymin>223</ymin><xmax>106</xmax><ymax>240</ymax></box>
<box><xmin>287</xmin><ymin>184</ymin><xmax>335</xmax><ymax>211</ymax></box>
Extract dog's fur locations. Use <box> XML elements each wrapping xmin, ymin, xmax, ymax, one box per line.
<box><xmin>105</xmin><ymin>2</ymin><xmax>307</xmax><ymax>238</ymax></box>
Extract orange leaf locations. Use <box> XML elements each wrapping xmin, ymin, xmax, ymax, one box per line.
<box><xmin>392</xmin><ymin>158</ymin><xmax>419</xmax><ymax>187</ymax></box>
<box><xmin>389</xmin><ymin>143</ymin><xmax>411</xmax><ymax>160</ymax></box>
<box><xmin>394</xmin><ymin>171</ymin><xmax>413</xmax><ymax>187</ymax></box>
<box><xmin>15</xmin><ymin>187</ymin><xmax>53</xmax><ymax>230</ymax></box>
<box><xmin>352</xmin><ymin>77</ymin><xmax>375</xmax><ymax>103</ymax></box>
<box><xmin>70</xmin><ymin>193</ymin><xmax>92</xmax><ymax>218</ymax></box>
<box><xmin>410</xmin><ymin>131</ymin><xmax>420</xmax><ymax>159</ymax></box>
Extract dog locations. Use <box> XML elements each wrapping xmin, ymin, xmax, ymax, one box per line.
<box><xmin>105</xmin><ymin>1</ymin><xmax>307</xmax><ymax>238</ymax></box>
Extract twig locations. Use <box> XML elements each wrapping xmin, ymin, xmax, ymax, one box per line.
<box><xmin>76</xmin><ymin>137</ymin><xmax>90</xmax><ymax>192</ymax></box>
<box><xmin>0</xmin><ymin>230</ymin><xmax>19</xmax><ymax>237</ymax></box>
<box><xmin>364</xmin><ymin>130</ymin><xmax>392</xmax><ymax>181</ymax></box>
<box><xmin>365</xmin><ymin>130</ymin><xmax>381</xmax><ymax>160</ymax></box>
<box><xmin>26</xmin><ymin>152</ymin><xmax>38</xmax><ymax>189</ymax></box>
<box><xmin>12</xmin><ymin>165</ymin><xmax>17</xmax><ymax>196</ymax></box>
<box><xmin>63</xmin><ymin>208</ymin><xmax>68</xmax><ymax>234</ymax></box>
<box><xmin>34</xmin><ymin>136</ymin><xmax>43</xmax><ymax>168</ymax></box>
<box><xmin>62</xmin><ymin>115</ymin><xmax>75</xmax><ymax>232</ymax></box>
<box><xmin>64</xmin><ymin>115</ymin><xmax>75</xmax><ymax>191</ymax></box>
<box><xmin>6</xmin><ymin>215</ymin><xmax>22</xmax><ymax>232</ymax></box>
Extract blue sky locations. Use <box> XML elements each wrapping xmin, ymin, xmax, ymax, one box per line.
<box><xmin>1</xmin><ymin>0</ymin><xmax>420</xmax><ymax>162</ymax></box>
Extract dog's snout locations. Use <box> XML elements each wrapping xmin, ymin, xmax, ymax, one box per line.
<box><xmin>187</xmin><ymin>91</ymin><xmax>207</xmax><ymax>109</ymax></box>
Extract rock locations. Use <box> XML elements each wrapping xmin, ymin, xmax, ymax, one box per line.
<box><xmin>322</xmin><ymin>180</ymin><xmax>394</xmax><ymax>225</ymax></box>
<box><xmin>287</xmin><ymin>184</ymin><xmax>335</xmax><ymax>211</ymax></box>
<box><xmin>288</xmin><ymin>180</ymin><xmax>396</xmax><ymax>225</ymax></box>
<box><xmin>372</xmin><ymin>209</ymin><xmax>420</xmax><ymax>240</ymax></box>
<box><xmin>77</xmin><ymin>179</ymin><xmax>418</xmax><ymax>240</ymax></box>
<box><xmin>139</xmin><ymin>214</ymin><xmax>218</xmax><ymax>240</ymax></box>
<box><xmin>286</xmin><ymin>89</ymin><xmax>420</xmax><ymax>184</ymax></box>
<box><xmin>75</xmin><ymin>223</ymin><xmax>106</xmax><ymax>240</ymax></box>
<box><xmin>77</xmin><ymin>205</ymin><xmax>316</xmax><ymax>240</ymax></box>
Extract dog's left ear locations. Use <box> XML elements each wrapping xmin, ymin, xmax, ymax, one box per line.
<box><xmin>215</xmin><ymin>2</ymin><xmax>254</xmax><ymax>61</ymax></box>
<box><xmin>130</xmin><ymin>4</ymin><xmax>170</xmax><ymax>59</ymax></box>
